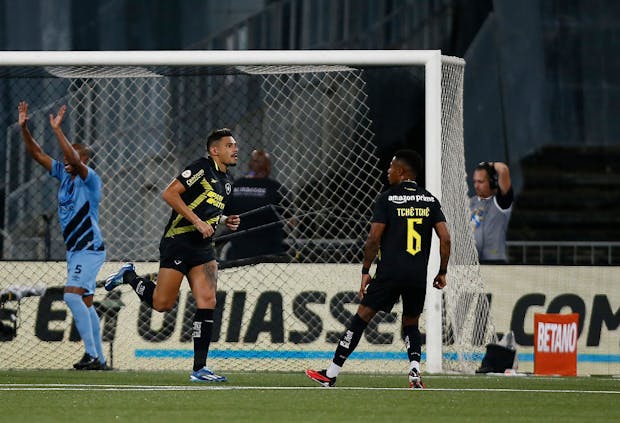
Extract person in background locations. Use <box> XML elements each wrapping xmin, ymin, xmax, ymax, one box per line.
<box><xmin>18</xmin><ymin>101</ymin><xmax>109</xmax><ymax>370</ymax></box>
<box><xmin>469</xmin><ymin>161</ymin><xmax>513</xmax><ymax>263</ymax></box>
<box><xmin>223</xmin><ymin>149</ymin><xmax>292</xmax><ymax>260</ymax></box>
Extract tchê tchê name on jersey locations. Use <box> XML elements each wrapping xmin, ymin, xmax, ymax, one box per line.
<box><xmin>396</xmin><ymin>207</ymin><xmax>430</xmax><ymax>217</ymax></box>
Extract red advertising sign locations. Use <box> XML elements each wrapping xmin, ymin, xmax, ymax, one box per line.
<box><xmin>534</xmin><ymin>313</ymin><xmax>579</xmax><ymax>376</ymax></box>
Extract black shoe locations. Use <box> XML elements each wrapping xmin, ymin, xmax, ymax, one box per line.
<box><xmin>97</xmin><ymin>362</ymin><xmax>113</xmax><ymax>371</ymax></box>
<box><xmin>90</xmin><ymin>361</ymin><xmax>113</xmax><ymax>371</ymax></box>
<box><xmin>73</xmin><ymin>353</ymin><xmax>99</xmax><ymax>370</ymax></box>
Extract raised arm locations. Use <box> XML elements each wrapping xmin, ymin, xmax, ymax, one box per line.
<box><xmin>18</xmin><ymin>101</ymin><xmax>52</xmax><ymax>171</ymax></box>
<box><xmin>49</xmin><ymin>105</ymin><xmax>88</xmax><ymax>180</ymax></box>
<box><xmin>493</xmin><ymin>161</ymin><xmax>512</xmax><ymax>195</ymax></box>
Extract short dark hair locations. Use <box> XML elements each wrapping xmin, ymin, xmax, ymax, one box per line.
<box><xmin>394</xmin><ymin>149</ymin><xmax>423</xmax><ymax>179</ymax></box>
<box><xmin>475</xmin><ymin>161</ymin><xmax>497</xmax><ymax>189</ymax></box>
<box><xmin>207</xmin><ymin>128</ymin><xmax>233</xmax><ymax>150</ymax></box>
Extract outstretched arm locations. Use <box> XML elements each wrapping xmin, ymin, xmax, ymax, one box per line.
<box><xmin>49</xmin><ymin>105</ymin><xmax>88</xmax><ymax>180</ymax></box>
<box><xmin>18</xmin><ymin>101</ymin><xmax>52</xmax><ymax>171</ymax></box>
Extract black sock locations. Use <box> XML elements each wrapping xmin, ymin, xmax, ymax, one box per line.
<box><xmin>125</xmin><ymin>271</ymin><xmax>155</xmax><ymax>308</ymax></box>
<box><xmin>403</xmin><ymin>324</ymin><xmax>422</xmax><ymax>364</ymax></box>
<box><xmin>332</xmin><ymin>313</ymin><xmax>368</xmax><ymax>367</ymax></box>
<box><xmin>193</xmin><ymin>308</ymin><xmax>214</xmax><ymax>372</ymax></box>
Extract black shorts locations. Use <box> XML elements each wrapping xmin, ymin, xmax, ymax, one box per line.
<box><xmin>159</xmin><ymin>237</ymin><xmax>216</xmax><ymax>275</ymax></box>
<box><xmin>361</xmin><ymin>277</ymin><xmax>426</xmax><ymax>317</ymax></box>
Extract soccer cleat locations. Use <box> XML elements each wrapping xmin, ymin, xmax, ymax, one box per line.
<box><xmin>93</xmin><ymin>362</ymin><xmax>113</xmax><ymax>371</ymax></box>
<box><xmin>190</xmin><ymin>367</ymin><xmax>228</xmax><ymax>382</ymax></box>
<box><xmin>305</xmin><ymin>369</ymin><xmax>336</xmax><ymax>387</ymax></box>
<box><xmin>73</xmin><ymin>353</ymin><xmax>100</xmax><ymax>370</ymax></box>
<box><xmin>408</xmin><ymin>368</ymin><xmax>425</xmax><ymax>389</ymax></box>
<box><xmin>104</xmin><ymin>262</ymin><xmax>135</xmax><ymax>291</ymax></box>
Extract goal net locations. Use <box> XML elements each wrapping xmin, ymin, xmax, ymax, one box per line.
<box><xmin>0</xmin><ymin>51</ymin><xmax>495</xmax><ymax>374</ymax></box>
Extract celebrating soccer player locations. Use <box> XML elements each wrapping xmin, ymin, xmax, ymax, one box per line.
<box><xmin>105</xmin><ymin>128</ymin><xmax>240</xmax><ymax>382</ymax></box>
<box><xmin>18</xmin><ymin>101</ymin><xmax>109</xmax><ymax>370</ymax></box>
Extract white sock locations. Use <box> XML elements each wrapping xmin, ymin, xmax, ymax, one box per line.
<box><xmin>409</xmin><ymin>361</ymin><xmax>420</xmax><ymax>372</ymax></box>
<box><xmin>326</xmin><ymin>362</ymin><xmax>341</xmax><ymax>378</ymax></box>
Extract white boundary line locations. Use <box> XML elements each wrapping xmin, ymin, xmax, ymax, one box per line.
<box><xmin>0</xmin><ymin>384</ymin><xmax>619</xmax><ymax>394</ymax></box>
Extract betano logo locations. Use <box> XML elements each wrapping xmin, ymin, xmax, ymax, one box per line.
<box><xmin>536</xmin><ymin>321</ymin><xmax>578</xmax><ymax>353</ymax></box>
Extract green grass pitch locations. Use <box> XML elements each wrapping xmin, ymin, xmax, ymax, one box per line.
<box><xmin>1</xmin><ymin>370</ymin><xmax>619</xmax><ymax>422</ymax></box>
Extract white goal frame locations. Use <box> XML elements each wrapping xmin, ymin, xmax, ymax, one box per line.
<box><xmin>1</xmin><ymin>49</ymin><xmax>445</xmax><ymax>373</ymax></box>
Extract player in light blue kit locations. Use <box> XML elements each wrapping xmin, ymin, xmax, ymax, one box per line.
<box><xmin>18</xmin><ymin>101</ymin><xmax>109</xmax><ymax>370</ymax></box>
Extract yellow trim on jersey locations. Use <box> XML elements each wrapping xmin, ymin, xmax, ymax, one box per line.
<box><xmin>164</xmin><ymin>179</ymin><xmax>223</xmax><ymax>238</ymax></box>
<box><xmin>165</xmin><ymin>215</ymin><xmax>220</xmax><ymax>237</ymax></box>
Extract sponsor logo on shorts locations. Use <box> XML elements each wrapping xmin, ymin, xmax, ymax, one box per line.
<box><xmin>174</xmin><ymin>259</ymin><xmax>182</xmax><ymax>265</ymax></box>
<box><xmin>181</xmin><ymin>170</ymin><xmax>192</xmax><ymax>178</ymax></box>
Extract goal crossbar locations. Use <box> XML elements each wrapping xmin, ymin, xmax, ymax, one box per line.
<box><xmin>0</xmin><ymin>50</ymin><xmax>441</xmax><ymax>67</ymax></box>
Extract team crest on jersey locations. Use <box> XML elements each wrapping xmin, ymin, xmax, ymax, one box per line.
<box><xmin>181</xmin><ymin>170</ymin><xmax>191</xmax><ymax>178</ymax></box>
<box><xmin>225</xmin><ymin>182</ymin><xmax>232</xmax><ymax>195</ymax></box>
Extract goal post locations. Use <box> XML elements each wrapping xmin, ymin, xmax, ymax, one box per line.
<box><xmin>0</xmin><ymin>50</ymin><xmax>494</xmax><ymax>374</ymax></box>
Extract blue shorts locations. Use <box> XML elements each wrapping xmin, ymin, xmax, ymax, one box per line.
<box><xmin>66</xmin><ymin>250</ymin><xmax>106</xmax><ymax>296</ymax></box>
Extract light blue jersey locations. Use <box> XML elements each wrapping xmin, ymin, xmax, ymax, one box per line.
<box><xmin>50</xmin><ymin>159</ymin><xmax>105</xmax><ymax>252</ymax></box>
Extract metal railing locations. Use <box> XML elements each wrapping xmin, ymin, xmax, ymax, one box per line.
<box><xmin>506</xmin><ymin>241</ymin><xmax>620</xmax><ymax>265</ymax></box>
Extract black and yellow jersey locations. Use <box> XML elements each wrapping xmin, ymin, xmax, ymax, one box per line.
<box><xmin>371</xmin><ymin>180</ymin><xmax>446</xmax><ymax>287</ymax></box>
<box><xmin>162</xmin><ymin>156</ymin><xmax>234</xmax><ymax>244</ymax></box>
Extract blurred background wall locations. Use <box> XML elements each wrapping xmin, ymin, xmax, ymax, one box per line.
<box><xmin>1</xmin><ymin>0</ymin><xmax>618</xmax><ymax>262</ymax></box>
